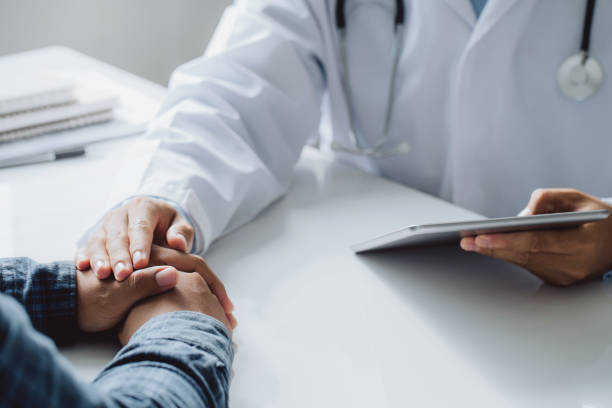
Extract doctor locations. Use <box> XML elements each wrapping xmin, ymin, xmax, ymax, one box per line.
<box><xmin>75</xmin><ymin>0</ymin><xmax>612</xmax><ymax>287</ymax></box>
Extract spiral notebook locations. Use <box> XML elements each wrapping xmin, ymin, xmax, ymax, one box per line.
<box><xmin>0</xmin><ymin>75</ymin><xmax>75</xmax><ymax>116</ymax></box>
<box><xmin>0</xmin><ymin>110</ymin><xmax>114</xmax><ymax>144</ymax></box>
<box><xmin>0</xmin><ymin>74</ymin><xmax>118</xmax><ymax>144</ymax></box>
<box><xmin>0</xmin><ymin>48</ymin><xmax>160</xmax><ymax>166</ymax></box>
<box><xmin>0</xmin><ymin>91</ymin><xmax>116</xmax><ymax>143</ymax></box>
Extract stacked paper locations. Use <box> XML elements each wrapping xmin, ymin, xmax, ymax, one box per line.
<box><xmin>0</xmin><ymin>74</ymin><xmax>117</xmax><ymax>143</ymax></box>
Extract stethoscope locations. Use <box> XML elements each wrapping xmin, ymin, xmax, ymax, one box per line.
<box><xmin>333</xmin><ymin>0</ymin><xmax>604</xmax><ymax>158</ymax></box>
<box><xmin>332</xmin><ymin>0</ymin><xmax>411</xmax><ymax>158</ymax></box>
<box><xmin>557</xmin><ymin>0</ymin><xmax>603</xmax><ymax>101</ymax></box>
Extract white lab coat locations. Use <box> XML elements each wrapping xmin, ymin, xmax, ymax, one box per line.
<box><xmin>137</xmin><ymin>0</ymin><xmax>612</xmax><ymax>254</ymax></box>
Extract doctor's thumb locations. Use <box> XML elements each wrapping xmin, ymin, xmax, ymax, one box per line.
<box><xmin>166</xmin><ymin>216</ymin><xmax>195</xmax><ymax>253</ymax></box>
<box><xmin>122</xmin><ymin>266</ymin><xmax>179</xmax><ymax>305</ymax></box>
<box><xmin>526</xmin><ymin>188</ymin><xmax>582</xmax><ymax>215</ymax></box>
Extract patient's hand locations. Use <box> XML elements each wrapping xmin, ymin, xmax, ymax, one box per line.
<box><xmin>77</xmin><ymin>265</ymin><xmax>179</xmax><ymax>332</ymax></box>
<box><xmin>148</xmin><ymin>245</ymin><xmax>236</xmax><ymax>327</ymax></box>
<box><xmin>118</xmin><ymin>271</ymin><xmax>232</xmax><ymax>346</ymax></box>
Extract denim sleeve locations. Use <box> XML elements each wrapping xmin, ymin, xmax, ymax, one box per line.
<box><xmin>0</xmin><ymin>258</ymin><xmax>77</xmax><ymax>345</ymax></box>
<box><xmin>94</xmin><ymin>311</ymin><xmax>234</xmax><ymax>408</ymax></box>
<box><xmin>0</xmin><ymin>293</ymin><xmax>234</xmax><ymax>408</ymax></box>
<box><xmin>0</xmin><ymin>294</ymin><xmax>106</xmax><ymax>407</ymax></box>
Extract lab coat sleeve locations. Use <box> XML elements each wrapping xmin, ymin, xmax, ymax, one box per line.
<box><xmin>137</xmin><ymin>0</ymin><xmax>326</xmax><ymax>254</ymax></box>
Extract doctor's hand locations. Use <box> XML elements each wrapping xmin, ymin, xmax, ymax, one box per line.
<box><xmin>74</xmin><ymin>196</ymin><xmax>195</xmax><ymax>281</ymax></box>
<box><xmin>460</xmin><ymin>189</ymin><xmax>612</xmax><ymax>287</ymax></box>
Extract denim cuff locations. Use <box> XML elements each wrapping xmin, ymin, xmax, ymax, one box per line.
<box><xmin>0</xmin><ymin>259</ymin><xmax>77</xmax><ymax>345</ymax></box>
<box><xmin>128</xmin><ymin>311</ymin><xmax>233</xmax><ymax>375</ymax></box>
<box><xmin>95</xmin><ymin>311</ymin><xmax>233</xmax><ymax>403</ymax></box>
<box><xmin>37</xmin><ymin>262</ymin><xmax>77</xmax><ymax>342</ymax></box>
<box><xmin>94</xmin><ymin>311</ymin><xmax>233</xmax><ymax>407</ymax></box>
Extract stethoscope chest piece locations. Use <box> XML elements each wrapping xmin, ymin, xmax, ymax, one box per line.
<box><xmin>557</xmin><ymin>53</ymin><xmax>603</xmax><ymax>101</ymax></box>
<box><xmin>557</xmin><ymin>0</ymin><xmax>603</xmax><ymax>101</ymax></box>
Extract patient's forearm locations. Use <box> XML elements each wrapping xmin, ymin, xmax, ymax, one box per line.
<box><xmin>0</xmin><ymin>294</ymin><xmax>106</xmax><ymax>407</ymax></box>
<box><xmin>94</xmin><ymin>311</ymin><xmax>234</xmax><ymax>408</ymax></box>
<box><xmin>0</xmin><ymin>294</ymin><xmax>233</xmax><ymax>408</ymax></box>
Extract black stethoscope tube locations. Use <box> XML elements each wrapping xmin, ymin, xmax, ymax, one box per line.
<box><xmin>558</xmin><ymin>0</ymin><xmax>602</xmax><ymax>102</ymax></box>
<box><xmin>334</xmin><ymin>0</ymin><xmax>410</xmax><ymax>156</ymax></box>
<box><xmin>336</xmin><ymin>0</ymin><xmax>601</xmax><ymax>108</ymax></box>
<box><xmin>581</xmin><ymin>0</ymin><xmax>596</xmax><ymax>61</ymax></box>
<box><xmin>336</xmin><ymin>0</ymin><xmax>405</xmax><ymax>29</ymax></box>
<box><xmin>336</xmin><ymin>0</ymin><xmax>595</xmax><ymax>56</ymax></box>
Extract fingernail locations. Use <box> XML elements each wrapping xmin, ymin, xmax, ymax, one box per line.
<box><xmin>461</xmin><ymin>239</ymin><xmax>476</xmax><ymax>251</ymax></box>
<box><xmin>155</xmin><ymin>267</ymin><xmax>177</xmax><ymax>287</ymax></box>
<box><xmin>76</xmin><ymin>256</ymin><xmax>88</xmax><ymax>269</ymax></box>
<box><xmin>170</xmin><ymin>231</ymin><xmax>188</xmax><ymax>251</ymax></box>
<box><xmin>518</xmin><ymin>208</ymin><xmax>531</xmax><ymax>216</ymax></box>
<box><xmin>173</xmin><ymin>231</ymin><xmax>187</xmax><ymax>243</ymax></box>
<box><xmin>115</xmin><ymin>262</ymin><xmax>130</xmax><ymax>281</ymax></box>
<box><xmin>475</xmin><ymin>236</ymin><xmax>492</xmax><ymax>248</ymax></box>
<box><xmin>94</xmin><ymin>260</ymin><xmax>108</xmax><ymax>278</ymax></box>
<box><xmin>133</xmin><ymin>251</ymin><xmax>146</xmax><ymax>265</ymax></box>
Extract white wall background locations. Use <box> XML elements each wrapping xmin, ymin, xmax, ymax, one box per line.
<box><xmin>0</xmin><ymin>0</ymin><xmax>232</xmax><ymax>85</ymax></box>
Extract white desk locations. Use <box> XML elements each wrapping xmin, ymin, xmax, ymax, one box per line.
<box><xmin>3</xmin><ymin>48</ymin><xmax>612</xmax><ymax>408</ymax></box>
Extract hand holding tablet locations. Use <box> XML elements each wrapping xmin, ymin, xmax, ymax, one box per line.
<box><xmin>353</xmin><ymin>188</ymin><xmax>612</xmax><ymax>287</ymax></box>
<box><xmin>351</xmin><ymin>210</ymin><xmax>610</xmax><ymax>253</ymax></box>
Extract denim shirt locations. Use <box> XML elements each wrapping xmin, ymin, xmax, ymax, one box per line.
<box><xmin>0</xmin><ymin>258</ymin><xmax>233</xmax><ymax>408</ymax></box>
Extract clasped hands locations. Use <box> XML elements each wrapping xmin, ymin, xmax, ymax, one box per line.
<box><xmin>76</xmin><ymin>245</ymin><xmax>236</xmax><ymax>346</ymax></box>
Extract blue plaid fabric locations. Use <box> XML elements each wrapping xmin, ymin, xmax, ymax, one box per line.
<box><xmin>0</xmin><ymin>258</ymin><xmax>77</xmax><ymax>345</ymax></box>
<box><xmin>0</xmin><ymin>258</ymin><xmax>233</xmax><ymax>407</ymax></box>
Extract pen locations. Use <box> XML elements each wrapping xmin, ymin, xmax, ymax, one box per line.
<box><xmin>0</xmin><ymin>146</ymin><xmax>86</xmax><ymax>168</ymax></box>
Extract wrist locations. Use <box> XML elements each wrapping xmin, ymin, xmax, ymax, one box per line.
<box><xmin>120</xmin><ymin>309</ymin><xmax>231</xmax><ymax>347</ymax></box>
<box><xmin>129</xmin><ymin>311</ymin><xmax>232</xmax><ymax>352</ymax></box>
<box><xmin>119</xmin><ymin>301</ymin><xmax>183</xmax><ymax>345</ymax></box>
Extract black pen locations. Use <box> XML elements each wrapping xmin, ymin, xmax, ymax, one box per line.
<box><xmin>0</xmin><ymin>146</ymin><xmax>86</xmax><ymax>168</ymax></box>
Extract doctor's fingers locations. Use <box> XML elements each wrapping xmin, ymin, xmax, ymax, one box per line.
<box><xmin>104</xmin><ymin>210</ymin><xmax>134</xmax><ymax>281</ymax></box>
<box><xmin>526</xmin><ymin>188</ymin><xmax>592</xmax><ymax>215</ymax></box>
<box><xmin>166</xmin><ymin>213</ymin><xmax>195</xmax><ymax>253</ymax></box>
<box><xmin>474</xmin><ymin>247</ymin><xmax>586</xmax><ymax>286</ymax></box>
<box><xmin>74</xmin><ymin>247</ymin><xmax>90</xmax><ymax>271</ymax></box>
<box><xmin>149</xmin><ymin>246</ymin><xmax>234</xmax><ymax>314</ymax></box>
<box><xmin>127</xmin><ymin>200</ymin><xmax>164</xmax><ymax>270</ymax></box>
<box><xmin>86</xmin><ymin>230</ymin><xmax>112</xmax><ymax>279</ymax></box>
<box><xmin>472</xmin><ymin>229</ymin><xmax>578</xmax><ymax>255</ymax></box>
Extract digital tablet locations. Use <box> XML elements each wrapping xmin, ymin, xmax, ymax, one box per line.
<box><xmin>351</xmin><ymin>209</ymin><xmax>610</xmax><ymax>253</ymax></box>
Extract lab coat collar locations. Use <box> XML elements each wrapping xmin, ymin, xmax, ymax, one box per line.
<box><xmin>472</xmin><ymin>0</ymin><xmax>521</xmax><ymax>41</ymax></box>
<box><xmin>442</xmin><ymin>0</ymin><xmax>476</xmax><ymax>29</ymax></box>
<box><xmin>442</xmin><ymin>0</ymin><xmax>521</xmax><ymax>38</ymax></box>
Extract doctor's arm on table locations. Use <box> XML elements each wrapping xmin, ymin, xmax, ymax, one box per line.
<box><xmin>0</xmin><ymin>247</ymin><xmax>233</xmax><ymax>407</ymax></box>
<box><xmin>75</xmin><ymin>0</ymin><xmax>325</xmax><ymax>281</ymax></box>
<box><xmin>460</xmin><ymin>188</ymin><xmax>612</xmax><ymax>286</ymax></box>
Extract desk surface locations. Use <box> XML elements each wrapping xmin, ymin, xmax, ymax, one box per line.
<box><xmin>3</xmin><ymin>48</ymin><xmax>612</xmax><ymax>408</ymax></box>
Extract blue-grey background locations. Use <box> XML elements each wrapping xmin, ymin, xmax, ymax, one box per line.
<box><xmin>0</xmin><ymin>0</ymin><xmax>232</xmax><ymax>85</ymax></box>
